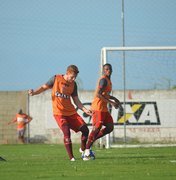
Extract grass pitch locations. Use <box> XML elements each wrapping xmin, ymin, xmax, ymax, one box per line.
<box><xmin>0</xmin><ymin>144</ymin><xmax>176</xmax><ymax>180</ymax></box>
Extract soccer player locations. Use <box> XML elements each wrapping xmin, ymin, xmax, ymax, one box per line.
<box><xmin>28</xmin><ymin>65</ymin><xmax>92</xmax><ymax>161</ymax></box>
<box><xmin>0</xmin><ymin>157</ymin><xmax>6</xmax><ymax>161</ymax></box>
<box><xmin>84</xmin><ymin>63</ymin><xmax>122</xmax><ymax>160</ymax></box>
<box><xmin>8</xmin><ymin>109</ymin><xmax>32</xmax><ymax>144</ymax></box>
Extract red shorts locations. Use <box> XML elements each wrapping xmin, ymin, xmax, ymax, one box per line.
<box><xmin>92</xmin><ymin>111</ymin><xmax>113</xmax><ymax>129</ymax></box>
<box><xmin>54</xmin><ymin>113</ymin><xmax>86</xmax><ymax>133</ymax></box>
<box><xmin>18</xmin><ymin>128</ymin><xmax>26</xmax><ymax>137</ymax></box>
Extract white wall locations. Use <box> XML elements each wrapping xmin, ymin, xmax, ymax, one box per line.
<box><xmin>29</xmin><ymin>90</ymin><xmax>176</xmax><ymax>143</ymax></box>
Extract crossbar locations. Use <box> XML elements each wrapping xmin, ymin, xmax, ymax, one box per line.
<box><xmin>102</xmin><ymin>46</ymin><xmax>176</xmax><ymax>51</ymax></box>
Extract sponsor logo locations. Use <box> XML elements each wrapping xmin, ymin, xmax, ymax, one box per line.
<box><xmin>116</xmin><ymin>102</ymin><xmax>160</xmax><ymax>125</ymax></box>
<box><xmin>55</xmin><ymin>92</ymin><xmax>69</xmax><ymax>99</ymax></box>
<box><xmin>76</xmin><ymin>102</ymin><xmax>160</xmax><ymax>126</ymax></box>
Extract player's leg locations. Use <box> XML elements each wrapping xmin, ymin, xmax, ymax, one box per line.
<box><xmin>85</xmin><ymin>111</ymin><xmax>103</xmax><ymax>149</ymax></box>
<box><xmin>83</xmin><ymin>126</ymin><xmax>98</xmax><ymax>160</ymax></box>
<box><xmin>18</xmin><ymin>129</ymin><xmax>25</xmax><ymax>144</ymax></box>
<box><xmin>83</xmin><ymin>111</ymin><xmax>103</xmax><ymax>159</ymax></box>
<box><xmin>20</xmin><ymin>135</ymin><xmax>25</xmax><ymax>143</ymax></box>
<box><xmin>69</xmin><ymin>114</ymin><xmax>89</xmax><ymax>151</ymax></box>
<box><xmin>95</xmin><ymin>111</ymin><xmax>114</xmax><ymax>140</ymax></box>
<box><xmin>61</xmin><ymin>125</ymin><xmax>74</xmax><ymax>160</ymax></box>
<box><xmin>79</xmin><ymin>124</ymin><xmax>89</xmax><ymax>151</ymax></box>
<box><xmin>54</xmin><ymin>115</ymin><xmax>74</xmax><ymax>160</ymax></box>
<box><xmin>68</xmin><ymin>113</ymin><xmax>90</xmax><ymax>160</ymax></box>
<box><xmin>85</xmin><ymin>126</ymin><xmax>100</xmax><ymax>149</ymax></box>
<box><xmin>84</xmin><ymin>111</ymin><xmax>114</xmax><ymax>159</ymax></box>
<box><xmin>18</xmin><ymin>135</ymin><xmax>23</xmax><ymax>144</ymax></box>
<box><xmin>94</xmin><ymin>122</ymin><xmax>114</xmax><ymax>140</ymax></box>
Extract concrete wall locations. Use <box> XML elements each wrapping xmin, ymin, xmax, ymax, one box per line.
<box><xmin>28</xmin><ymin>90</ymin><xmax>95</xmax><ymax>143</ymax></box>
<box><xmin>0</xmin><ymin>91</ymin><xmax>27</xmax><ymax>144</ymax></box>
<box><xmin>28</xmin><ymin>89</ymin><xmax>176</xmax><ymax>144</ymax></box>
<box><xmin>1</xmin><ymin>90</ymin><xmax>176</xmax><ymax>144</ymax></box>
<box><xmin>111</xmin><ymin>90</ymin><xmax>176</xmax><ymax>143</ymax></box>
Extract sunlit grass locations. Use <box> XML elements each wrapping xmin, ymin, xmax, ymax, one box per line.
<box><xmin>0</xmin><ymin>144</ymin><xmax>176</xmax><ymax>180</ymax></box>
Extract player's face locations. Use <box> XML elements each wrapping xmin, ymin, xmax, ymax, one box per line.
<box><xmin>103</xmin><ymin>65</ymin><xmax>112</xmax><ymax>76</ymax></box>
<box><xmin>66</xmin><ymin>72</ymin><xmax>77</xmax><ymax>83</ymax></box>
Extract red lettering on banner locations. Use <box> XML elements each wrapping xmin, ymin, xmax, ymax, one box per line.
<box><xmin>128</xmin><ymin>128</ymin><xmax>160</xmax><ymax>133</ymax></box>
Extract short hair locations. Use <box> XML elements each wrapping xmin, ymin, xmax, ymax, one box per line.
<box><xmin>103</xmin><ymin>63</ymin><xmax>112</xmax><ymax>71</ymax></box>
<box><xmin>18</xmin><ymin>109</ymin><xmax>23</xmax><ymax>114</ymax></box>
<box><xmin>67</xmin><ymin>65</ymin><xmax>79</xmax><ymax>74</ymax></box>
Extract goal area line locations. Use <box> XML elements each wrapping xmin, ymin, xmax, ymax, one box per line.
<box><xmin>110</xmin><ymin>144</ymin><xmax>176</xmax><ymax>148</ymax></box>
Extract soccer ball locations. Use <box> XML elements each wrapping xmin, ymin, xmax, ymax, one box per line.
<box><xmin>82</xmin><ymin>149</ymin><xmax>95</xmax><ymax>160</ymax></box>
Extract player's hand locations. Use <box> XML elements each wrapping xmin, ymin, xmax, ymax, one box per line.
<box><xmin>116</xmin><ymin>102</ymin><xmax>124</xmax><ymax>114</ymax></box>
<box><xmin>111</xmin><ymin>101</ymin><xmax>119</xmax><ymax>109</ymax></box>
<box><xmin>84</xmin><ymin>109</ymin><xmax>93</xmax><ymax>116</ymax></box>
<box><xmin>28</xmin><ymin>89</ymin><xmax>34</xmax><ymax>96</ymax></box>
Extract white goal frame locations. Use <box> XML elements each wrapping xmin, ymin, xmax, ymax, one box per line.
<box><xmin>100</xmin><ymin>46</ymin><xmax>176</xmax><ymax>149</ymax></box>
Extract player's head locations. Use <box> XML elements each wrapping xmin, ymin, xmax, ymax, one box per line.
<box><xmin>65</xmin><ymin>65</ymin><xmax>79</xmax><ymax>82</ymax></box>
<box><xmin>18</xmin><ymin>109</ymin><xmax>23</xmax><ymax>114</ymax></box>
<box><xmin>103</xmin><ymin>63</ymin><xmax>112</xmax><ymax>76</ymax></box>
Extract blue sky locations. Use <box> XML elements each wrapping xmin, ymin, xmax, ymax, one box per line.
<box><xmin>0</xmin><ymin>0</ymin><xmax>176</xmax><ymax>90</ymax></box>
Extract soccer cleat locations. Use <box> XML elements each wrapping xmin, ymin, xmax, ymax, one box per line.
<box><xmin>79</xmin><ymin>148</ymin><xmax>89</xmax><ymax>160</ymax></box>
<box><xmin>90</xmin><ymin>149</ymin><xmax>95</xmax><ymax>160</ymax></box>
<box><xmin>79</xmin><ymin>148</ymin><xmax>84</xmax><ymax>154</ymax></box>
<box><xmin>80</xmin><ymin>149</ymin><xmax>90</xmax><ymax>161</ymax></box>
<box><xmin>84</xmin><ymin>149</ymin><xmax>90</xmax><ymax>156</ymax></box>
<box><xmin>70</xmin><ymin>157</ymin><xmax>76</xmax><ymax>161</ymax></box>
<box><xmin>82</xmin><ymin>155</ymin><xmax>90</xmax><ymax>161</ymax></box>
<box><xmin>82</xmin><ymin>148</ymin><xmax>95</xmax><ymax>161</ymax></box>
<box><xmin>79</xmin><ymin>148</ymin><xmax>84</xmax><ymax>159</ymax></box>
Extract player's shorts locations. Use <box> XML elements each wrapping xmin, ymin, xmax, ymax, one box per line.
<box><xmin>92</xmin><ymin>111</ymin><xmax>113</xmax><ymax>129</ymax></box>
<box><xmin>54</xmin><ymin>113</ymin><xmax>86</xmax><ymax>133</ymax></box>
<box><xmin>18</xmin><ymin>128</ymin><xmax>25</xmax><ymax>137</ymax></box>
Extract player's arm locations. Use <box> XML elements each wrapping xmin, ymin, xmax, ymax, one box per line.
<box><xmin>28</xmin><ymin>84</ymin><xmax>49</xmax><ymax>96</ymax></box>
<box><xmin>25</xmin><ymin>115</ymin><xmax>33</xmax><ymax>124</ymax></box>
<box><xmin>28</xmin><ymin>76</ymin><xmax>55</xmax><ymax>96</ymax></box>
<box><xmin>73</xmin><ymin>96</ymin><xmax>92</xmax><ymax>116</ymax></box>
<box><xmin>96</xmin><ymin>78</ymin><xmax>114</xmax><ymax>104</ymax></box>
<box><xmin>109</xmin><ymin>95</ymin><xmax>122</xmax><ymax>109</ymax></box>
<box><xmin>97</xmin><ymin>88</ymin><xmax>119</xmax><ymax>108</ymax></box>
<box><xmin>28</xmin><ymin>86</ymin><xmax>47</xmax><ymax>96</ymax></box>
<box><xmin>96</xmin><ymin>78</ymin><xmax>119</xmax><ymax>109</ymax></box>
<box><xmin>7</xmin><ymin>117</ymin><xmax>17</xmax><ymax>125</ymax></box>
<box><xmin>72</xmin><ymin>83</ymin><xmax>92</xmax><ymax>116</ymax></box>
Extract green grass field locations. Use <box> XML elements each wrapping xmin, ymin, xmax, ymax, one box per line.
<box><xmin>0</xmin><ymin>144</ymin><xmax>176</xmax><ymax>180</ymax></box>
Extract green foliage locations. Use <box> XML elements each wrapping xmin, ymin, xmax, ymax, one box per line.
<box><xmin>0</xmin><ymin>144</ymin><xmax>176</xmax><ymax>180</ymax></box>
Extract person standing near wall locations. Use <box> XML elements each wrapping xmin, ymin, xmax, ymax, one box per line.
<box><xmin>8</xmin><ymin>109</ymin><xmax>32</xmax><ymax>144</ymax></box>
<box><xmin>28</xmin><ymin>65</ymin><xmax>92</xmax><ymax>161</ymax></box>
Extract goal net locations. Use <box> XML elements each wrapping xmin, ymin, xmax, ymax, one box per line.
<box><xmin>100</xmin><ymin>46</ymin><xmax>176</xmax><ymax>148</ymax></box>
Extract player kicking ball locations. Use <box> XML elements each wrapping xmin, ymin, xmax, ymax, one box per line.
<box><xmin>83</xmin><ymin>63</ymin><xmax>122</xmax><ymax>160</ymax></box>
<box><xmin>28</xmin><ymin>65</ymin><xmax>92</xmax><ymax>161</ymax></box>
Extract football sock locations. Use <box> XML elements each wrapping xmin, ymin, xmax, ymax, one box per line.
<box><xmin>80</xmin><ymin>125</ymin><xmax>89</xmax><ymax>151</ymax></box>
<box><xmin>62</xmin><ymin>125</ymin><xmax>74</xmax><ymax>159</ymax></box>
<box><xmin>64</xmin><ymin>139</ymin><xmax>73</xmax><ymax>160</ymax></box>
<box><xmin>86</xmin><ymin>129</ymin><xmax>99</xmax><ymax>149</ymax></box>
<box><xmin>94</xmin><ymin>128</ymin><xmax>109</xmax><ymax>140</ymax></box>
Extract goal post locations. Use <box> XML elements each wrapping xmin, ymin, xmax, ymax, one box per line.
<box><xmin>100</xmin><ymin>46</ymin><xmax>176</xmax><ymax>148</ymax></box>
